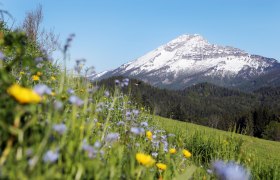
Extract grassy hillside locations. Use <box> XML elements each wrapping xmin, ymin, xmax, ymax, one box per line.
<box><xmin>154</xmin><ymin>115</ymin><xmax>280</xmax><ymax>166</ymax></box>
<box><xmin>99</xmin><ymin>77</ymin><xmax>280</xmax><ymax>141</ymax></box>
<box><xmin>1</xmin><ymin>25</ymin><xmax>280</xmax><ymax>179</ymax></box>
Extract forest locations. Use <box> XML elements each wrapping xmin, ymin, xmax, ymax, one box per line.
<box><xmin>99</xmin><ymin>77</ymin><xmax>280</xmax><ymax>141</ymax></box>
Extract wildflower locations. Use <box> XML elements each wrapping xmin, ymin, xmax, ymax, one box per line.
<box><xmin>122</xmin><ymin>78</ymin><xmax>129</xmax><ymax>86</ymax></box>
<box><xmin>105</xmin><ymin>133</ymin><xmax>120</xmax><ymax>143</ymax></box>
<box><xmin>82</xmin><ymin>140</ymin><xmax>97</xmax><ymax>158</ymax></box>
<box><xmin>117</xmin><ymin>121</ymin><xmax>125</xmax><ymax>126</ymax></box>
<box><xmin>37</xmin><ymin>72</ymin><xmax>42</xmax><ymax>76</ymax></box>
<box><xmin>169</xmin><ymin>148</ymin><xmax>176</xmax><ymax>154</ymax></box>
<box><xmin>52</xmin><ymin>123</ymin><xmax>67</xmax><ymax>135</ymax></box>
<box><xmin>135</xmin><ymin>153</ymin><xmax>155</xmax><ymax>167</ymax></box>
<box><xmin>115</xmin><ymin>79</ymin><xmax>120</xmax><ymax>85</ymax></box>
<box><xmin>132</xmin><ymin>109</ymin><xmax>139</xmax><ymax>116</ymax></box>
<box><xmin>182</xmin><ymin>149</ymin><xmax>192</xmax><ymax>158</ymax></box>
<box><xmin>35</xmin><ymin>57</ymin><xmax>43</xmax><ymax>62</ymax></box>
<box><xmin>33</xmin><ymin>84</ymin><xmax>52</xmax><ymax>96</ymax></box>
<box><xmin>54</xmin><ymin>100</ymin><xmax>63</xmax><ymax>110</ymax></box>
<box><xmin>7</xmin><ymin>84</ymin><xmax>41</xmax><ymax>104</ymax></box>
<box><xmin>67</xmin><ymin>88</ymin><xmax>75</xmax><ymax>94</ymax></box>
<box><xmin>130</xmin><ymin>127</ymin><xmax>145</xmax><ymax>135</ymax></box>
<box><xmin>94</xmin><ymin>141</ymin><xmax>101</xmax><ymax>149</ymax></box>
<box><xmin>104</xmin><ymin>90</ymin><xmax>110</xmax><ymax>97</ymax></box>
<box><xmin>0</xmin><ymin>51</ymin><xmax>5</xmax><ymax>59</ymax></box>
<box><xmin>20</xmin><ymin>71</ymin><xmax>25</xmax><ymax>75</ymax></box>
<box><xmin>51</xmin><ymin>76</ymin><xmax>56</xmax><ymax>81</ymax></box>
<box><xmin>32</xmin><ymin>75</ymin><xmax>40</xmax><ymax>81</ymax></box>
<box><xmin>146</xmin><ymin>131</ymin><xmax>153</xmax><ymax>140</ymax></box>
<box><xmin>140</xmin><ymin>121</ymin><xmax>148</xmax><ymax>127</ymax></box>
<box><xmin>152</xmin><ymin>152</ymin><xmax>158</xmax><ymax>158</ymax></box>
<box><xmin>212</xmin><ymin>160</ymin><xmax>250</xmax><ymax>180</ymax></box>
<box><xmin>43</xmin><ymin>150</ymin><xmax>59</xmax><ymax>163</ymax></box>
<box><xmin>69</xmin><ymin>95</ymin><xmax>84</xmax><ymax>106</ymax></box>
<box><xmin>156</xmin><ymin>163</ymin><xmax>167</xmax><ymax>171</ymax></box>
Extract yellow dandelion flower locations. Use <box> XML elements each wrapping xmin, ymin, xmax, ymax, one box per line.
<box><xmin>36</xmin><ymin>72</ymin><xmax>42</xmax><ymax>76</ymax></box>
<box><xmin>20</xmin><ymin>71</ymin><xmax>25</xmax><ymax>75</ymax></box>
<box><xmin>51</xmin><ymin>76</ymin><xmax>56</xmax><ymax>81</ymax></box>
<box><xmin>32</xmin><ymin>75</ymin><xmax>40</xmax><ymax>81</ymax></box>
<box><xmin>146</xmin><ymin>131</ymin><xmax>153</xmax><ymax>140</ymax></box>
<box><xmin>136</xmin><ymin>153</ymin><xmax>155</xmax><ymax>167</ymax></box>
<box><xmin>182</xmin><ymin>149</ymin><xmax>192</xmax><ymax>158</ymax></box>
<box><xmin>156</xmin><ymin>163</ymin><xmax>167</xmax><ymax>171</ymax></box>
<box><xmin>169</xmin><ymin>148</ymin><xmax>176</xmax><ymax>154</ymax></box>
<box><xmin>7</xmin><ymin>84</ymin><xmax>41</xmax><ymax>104</ymax></box>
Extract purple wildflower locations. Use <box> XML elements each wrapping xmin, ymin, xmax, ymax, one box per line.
<box><xmin>33</xmin><ymin>84</ymin><xmax>52</xmax><ymax>96</ymax></box>
<box><xmin>52</xmin><ymin>123</ymin><xmax>67</xmax><ymax>135</ymax></box>
<box><xmin>35</xmin><ymin>57</ymin><xmax>44</xmax><ymax>63</ymax></box>
<box><xmin>67</xmin><ymin>88</ymin><xmax>75</xmax><ymax>94</ymax></box>
<box><xmin>0</xmin><ymin>51</ymin><xmax>5</xmax><ymax>60</ymax></box>
<box><xmin>132</xmin><ymin>109</ymin><xmax>139</xmax><ymax>116</ymax></box>
<box><xmin>105</xmin><ymin>133</ymin><xmax>120</xmax><ymax>143</ymax></box>
<box><xmin>130</xmin><ymin>127</ymin><xmax>145</xmax><ymax>135</ymax></box>
<box><xmin>43</xmin><ymin>150</ymin><xmax>59</xmax><ymax>163</ymax></box>
<box><xmin>140</xmin><ymin>121</ymin><xmax>148</xmax><ymax>127</ymax></box>
<box><xmin>69</xmin><ymin>95</ymin><xmax>84</xmax><ymax>106</ymax></box>
<box><xmin>54</xmin><ymin>100</ymin><xmax>63</xmax><ymax>110</ymax></box>
<box><xmin>115</xmin><ymin>79</ymin><xmax>120</xmax><ymax>85</ymax></box>
<box><xmin>117</xmin><ymin>121</ymin><xmax>125</xmax><ymax>126</ymax></box>
<box><xmin>104</xmin><ymin>90</ymin><xmax>110</xmax><ymax>97</ymax></box>
<box><xmin>212</xmin><ymin>160</ymin><xmax>250</xmax><ymax>180</ymax></box>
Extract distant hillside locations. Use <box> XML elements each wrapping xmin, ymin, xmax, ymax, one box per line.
<box><xmin>97</xmin><ymin>76</ymin><xmax>280</xmax><ymax>141</ymax></box>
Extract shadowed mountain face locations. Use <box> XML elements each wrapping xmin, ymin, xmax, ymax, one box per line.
<box><xmin>90</xmin><ymin>34</ymin><xmax>280</xmax><ymax>91</ymax></box>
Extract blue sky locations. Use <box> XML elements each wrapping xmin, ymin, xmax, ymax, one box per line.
<box><xmin>1</xmin><ymin>0</ymin><xmax>280</xmax><ymax>72</ymax></box>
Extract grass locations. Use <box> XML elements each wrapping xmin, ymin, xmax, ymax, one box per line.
<box><xmin>1</xmin><ymin>31</ymin><xmax>280</xmax><ymax>179</ymax></box>
<box><xmin>154</xmin><ymin>115</ymin><xmax>280</xmax><ymax>166</ymax></box>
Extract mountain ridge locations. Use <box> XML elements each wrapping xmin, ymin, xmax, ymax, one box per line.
<box><xmin>90</xmin><ymin>34</ymin><xmax>280</xmax><ymax>91</ymax></box>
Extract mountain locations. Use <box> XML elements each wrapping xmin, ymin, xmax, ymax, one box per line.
<box><xmin>90</xmin><ymin>34</ymin><xmax>280</xmax><ymax>91</ymax></box>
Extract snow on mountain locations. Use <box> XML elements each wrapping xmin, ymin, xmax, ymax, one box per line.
<box><xmin>89</xmin><ymin>34</ymin><xmax>279</xmax><ymax>90</ymax></box>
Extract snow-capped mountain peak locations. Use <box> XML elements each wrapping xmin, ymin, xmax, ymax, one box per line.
<box><xmin>90</xmin><ymin>34</ymin><xmax>279</xmax><ymax>90</ymax></box>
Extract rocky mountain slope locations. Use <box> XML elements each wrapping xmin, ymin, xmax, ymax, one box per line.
<box><xmin>90</xmin><ymin>34</ymin><xmax>280</xmax><ymax>90</ymax></box>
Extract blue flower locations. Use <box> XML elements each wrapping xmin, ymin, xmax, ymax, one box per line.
<box><xmin>54</xmin><ymin>100</ymin><xmax>63</xmax><ymax>110</ymax></box>
<box><xmin>67</xmin><ymin>88</ymin><xmax>75</xmax><ymax>94</ymax></box>
<box><xmin>117</xmin><ymin>121</ymin><xmax>125</xmax><ymax>126</ymax></box>
<box><xmin>82</xmin><ymin>140</ymin><xmax>98</xmax><ymax>158</ymax></box>
<box><xmin>104</xmin><ymin>90</ymin><xmax>110</xmax><ymax>97</ymax></box>
<box><xmin>130</xmin><ymin>127</ymin><xmax>145</xmax><ymax>135</ymax></box>
<box><xmin>43</xmin><ymin>150</ymin><xmax>59</xmax><ymax>163</ymax></box>
<box><xmin>140</xmin><ymin>121</ymin><xmax>148</xmax><ymax>127</ymax></box>
<box><xmin>115</xmin><ymin>79</ymin><xmax>120</xmax><ymax>85</ymax></box>
<box><xmin>132</xmin><ymin>109</ymin><xmax>139</xmax><ymax>116</ymax></box>
<box><xmin>212</xmin><ymin>160</ymin><xmax>250</xmax><ymax>180</ymax></box>
<box><xmin>35</xmin><ymin>57</ymin><xmax>44</xmax><ymax>62</ymax></box>
<box><xmin>53</xmin><ymin>123</ymin><xmax>67</xmax><ymax>135</ymax></box>
<box><xmin>105</xmin><ymin>133</ymin><xmax>120</xmax><ymax>143</ymax></box>
<box><xmin>33</xmin><ymin>84</ymin><xmax>52</xmax><ymax>96</ymax></box>
<box><xmin>69</xmin><ymin>95</ymin><xmax>84</xmax><ymax>106</ymax></box>
<box><xmin>0</xmin><ymin>51</ymin><xmax>5</xmax><ymax>60</ymax></box>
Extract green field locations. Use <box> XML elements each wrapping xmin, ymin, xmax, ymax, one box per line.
<box><xmin>154</xmin><ymin>115</ymin><xmax>280</xmax><ymax>166</ymax></box>
<box><xmin>1</xmin><ymin>27</ymin><xmax>280</xmax><ymax>179</ymax></box>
